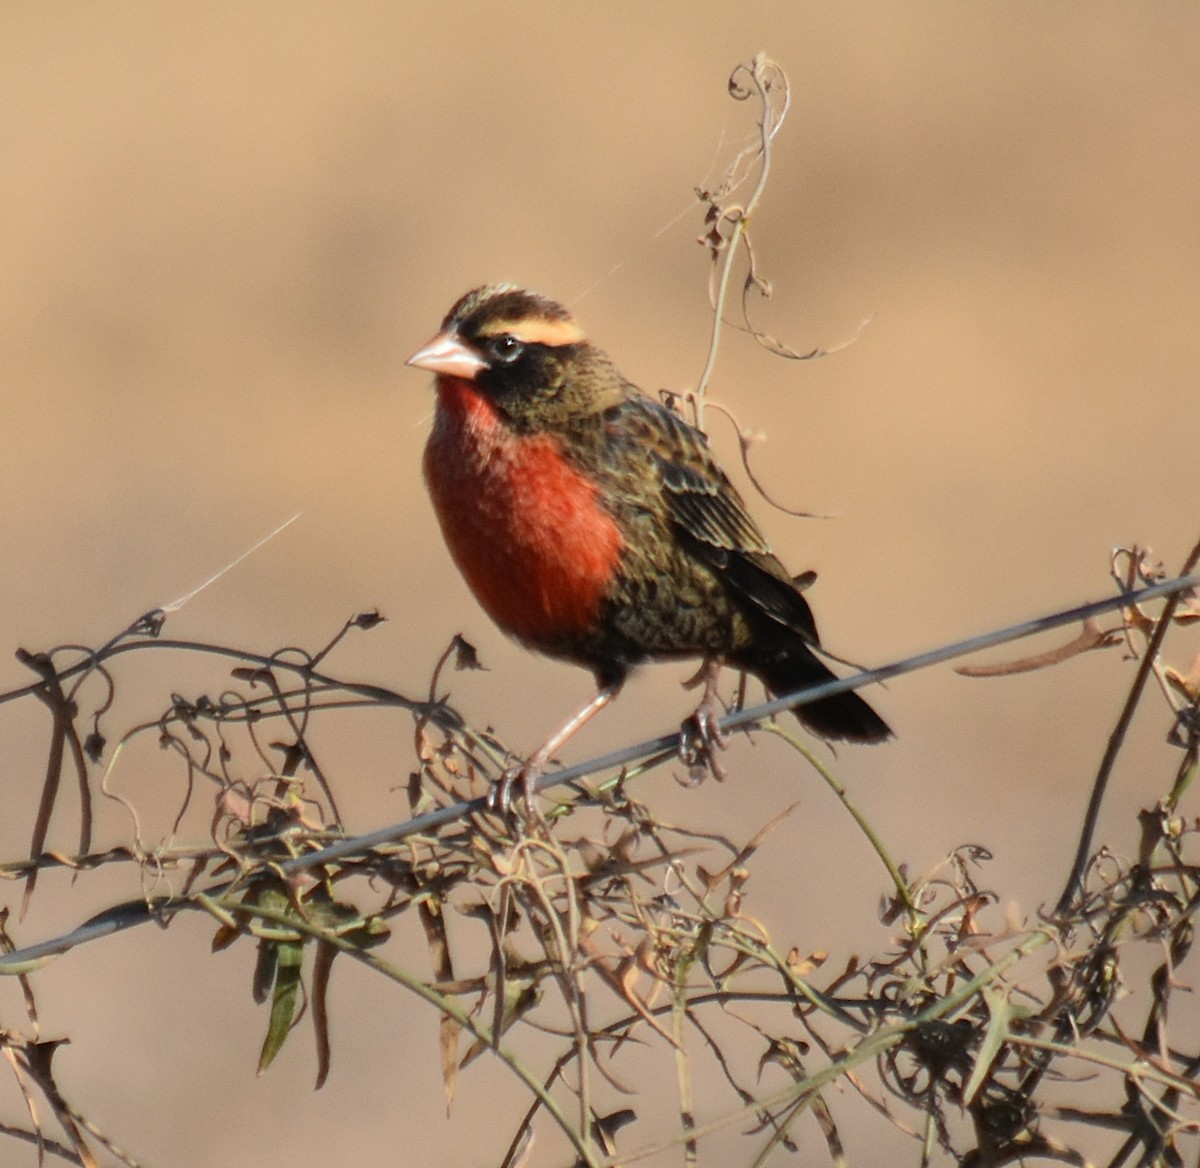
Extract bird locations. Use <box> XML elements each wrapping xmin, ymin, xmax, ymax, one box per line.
<box><xmin>406</xmin><ymin>284</ymin><xmax>890</xmax><ymax>811</ymax></box>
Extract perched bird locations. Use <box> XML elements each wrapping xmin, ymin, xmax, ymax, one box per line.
<box><xmin>407</xmin><ymin>285</ymin><xmax>889</xmax><ymax>809</ymax></box>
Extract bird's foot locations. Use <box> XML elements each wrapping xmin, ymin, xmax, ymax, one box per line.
<box><xmin>679</xmin><ymin>658</ymin><xmax>730</xmax><ymax>782</ymax></box>
<box><xmin>486</xmin><ymin>760</ymin><xmax>544</xmax><ymax>822</ymax></box>
<box><xmin>679</xmin><ymin>710</ymin><xmax>730</xmax><ymax>783</ymax></box>
<box><xmin>485</xmin><ymin>683</ymin><xmax>623</xmax><ymax>821</ymax></box>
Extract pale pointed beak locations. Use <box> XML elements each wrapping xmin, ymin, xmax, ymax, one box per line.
<box><xmin>405</xmin><ymin>330</ymin><xmax>487</xmax><ymax>380</ymax></box>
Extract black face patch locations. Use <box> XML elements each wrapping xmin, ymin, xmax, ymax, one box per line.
<box><xmin>474</xmin><ymin>337</ymin><xmax>573</xmax><ymax>410</ymax></box>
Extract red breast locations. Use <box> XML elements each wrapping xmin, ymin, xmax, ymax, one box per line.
<box><xmin>423</xmin><ymin>374</ymin><xmax>625</xmax><ymax>648</ymax></box>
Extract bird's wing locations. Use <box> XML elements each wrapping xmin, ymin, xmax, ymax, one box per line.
<box><xmin>608</xmin><ymin>396</ymin><xmax>821</xmax><ymax>644</ymax></box>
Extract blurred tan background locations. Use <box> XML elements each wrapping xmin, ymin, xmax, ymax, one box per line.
<box><xmin>0</xmin><ymin>3</ymin><xmax>1197</xmax><ymax>1164</ymax></box>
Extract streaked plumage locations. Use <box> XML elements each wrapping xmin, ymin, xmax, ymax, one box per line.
<box><xmin>407</xmin><ymin>285</ymin><xmax>889</xmax><ymax>794</ymax></box>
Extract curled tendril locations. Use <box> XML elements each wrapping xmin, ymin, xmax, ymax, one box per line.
<box><xmin>691</xmin><ymin>53</ymin><xmax>873</xmax><ymax>530</ymax></box>
<box><xmin>727</xmin><ymin>53</ymin><xmax>790</xmax><ymax>127</ymax></box>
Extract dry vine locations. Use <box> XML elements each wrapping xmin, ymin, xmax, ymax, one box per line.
<box><xmin>0</xmin><ymin>55</ymin><xmax>1197</xmax><ymax>1168</ymax></box>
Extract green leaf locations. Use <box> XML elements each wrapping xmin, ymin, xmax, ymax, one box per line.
<box><xmin>257</xmin><ymin>937</ymin><xmax>304</xmax><ymax>1075</ymax></box>
<box><xmin>962</xmin><ymin>984</ymin><xmax>1017</xmax><ymax>1106</ymax></box>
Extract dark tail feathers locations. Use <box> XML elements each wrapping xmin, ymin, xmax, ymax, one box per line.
<box><xmin>737</xmin><ymin>639</ymin><xmax>891</xmax><ymax>745</ymax></box>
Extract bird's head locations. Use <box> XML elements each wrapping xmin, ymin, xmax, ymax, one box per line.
<box><xmin>406</xmin><ymin>285</ymin><xmax>623</xmax><ymax>431</ymax></box>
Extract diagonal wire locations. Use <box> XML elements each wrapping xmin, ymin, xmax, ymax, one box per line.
<box><xmin>0</xmin><ymin>571</ymin><xmax>1195</xmax><ymax>975</ymax></box>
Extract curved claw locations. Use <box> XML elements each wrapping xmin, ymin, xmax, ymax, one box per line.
<box><xmin>486</xmin><ymin>762</ymin><xmax>543</xmax><ymax>821</ymax></box>
<box><xmin>678</xmin><ymin>657</ymin><xmax>731</xmax><ymax>781</ymax></box>
<box><xmin>679</xmin><ymin>711</ymin><xmax>729</xmax><ymax>782</ymax></box>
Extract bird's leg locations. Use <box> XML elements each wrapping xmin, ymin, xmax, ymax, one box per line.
<box><xmin>489</xmin><ymin>682</ymin><xmax>622</xmax><ymax>819</ymax></box>
<box><xmin>679</xmin><ymin>657</ymin><xmax>729</xmax><ymax>781</ymax></box>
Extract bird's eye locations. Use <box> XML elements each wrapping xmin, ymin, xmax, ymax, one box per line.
<box><xmin>488</xmin><ymin>334</ymin><xmax>524</xmax><ymax>364</ymax></box>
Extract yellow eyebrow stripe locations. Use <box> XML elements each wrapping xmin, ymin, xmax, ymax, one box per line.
<box><xmin>477</xmin><ymin>315</ymin><xmax>585</xmax><ymax>347</ymax></box>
